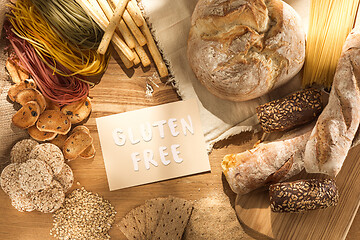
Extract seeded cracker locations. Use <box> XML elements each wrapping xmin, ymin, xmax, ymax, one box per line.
<box><xmin>10</xmin><ymin>139</ymin><xmax>39</xmax><ymax>163</ymax></box>
<box><xmin>29</xmin><ymin>143</ymin><xmax>64</xmax><ymax>175</ymax></box>
<box><xmin>18</xmin><ymin>159</ymin><xmax>53</xmax><ymax>193</ymax></box>
<box><xmin>132</xmin><ymin>205</ymin><xmax>146</xmax><ymax>239</ymax></box>
<box><xmin>145</xmin><ymin>198</ymin><xmax>166</xmax><ymax>238</ymax></box>
<box><xmin>54</xmin><ymin>164</ymin><xmax>74</xmax><ymax>193</ymax></box>
<box><xmin>152</xmin><ymin>197</ymin><xmax>193</xmax><ymax>240</ymax></box>
<box><xmin>51</xmin><ymin>188</ymin><xmax>116</xmax><ymax>240</ymax></box>
<box><xmin>118</xmin><ymin>209</ymin><xmax>142</xmax><ymax>240</ymax></box>
<box><xmin>0</xmin><ymin>163</ymin><xmax>22</xmax><ymax>196</ymax></box>
<box><xmin>10</xmin><ymin>189</ymin><xmax>35</xmax><ymax>212</ymax></box>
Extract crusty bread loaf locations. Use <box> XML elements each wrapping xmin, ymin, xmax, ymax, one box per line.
<box><xmin>187</xmin><ymin>0</ymin><xmax>305</xmax><ymax>102</ymax></box>
<box><xmin>304</xmin><ymin>27</ymin><xmax>360</xmax><ymax>177</ymax></box>
<box><xmin>222</xmin><ymin>124</ymin><xmax>313</xmax><ymax>195</ymax></box>
<box><xmin>269</xmin><ymin>179</ymin><xmax>339</xmax><ymax>213</ymax></box>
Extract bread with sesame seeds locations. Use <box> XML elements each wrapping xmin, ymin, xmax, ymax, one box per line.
<box><xmin>187</xmin><ymin>0</ymin><xmax>305</xmax><ymax>102</ymax></box>
<box><xmin>269</xmin><ymin>179</ymin><xmax>339</xmax><ymax>213</ymax></box>
<box><xmin>304</xmin><ymin>27</ymin><xmax>360</xmax><ymax>177</ymax></box>
<box><xmin>256</xmin><ymin>88</ymin><xmax>323</xmax><ymax>133</ymax></box>
<box><xmin>222</xmin><ymin>124</ymin><xmax>313</xmax><ymax>195</ymax></box>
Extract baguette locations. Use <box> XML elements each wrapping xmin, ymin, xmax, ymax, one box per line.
<box><xmin>222</xmin><ymin>124</ymin><xmax>313</xmax><ymax>195</ymax></box>
<box><xmin>304</xmin><ymin>27</ymin><xmax>360</xmax><ymax>177</ymax></box>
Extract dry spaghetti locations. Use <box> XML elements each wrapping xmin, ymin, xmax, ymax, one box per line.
<box><xmin>30</xmin><ymin>0</ymin><xmax>103</xmax><ymax>50</ymax></box>
<box><xmin>8</xmin><ymin>0</ymin><xmax>110</xmax><ymax>81</ymax></box>
<box><xmin>6</xmin><ymin>25</ymin><xmax>89</xmax><ymax>106</ymax></box>
<box><xmin>302</xmin><ymin>0</ymin><xmax>360</xmax><ymax>88</ymax></box>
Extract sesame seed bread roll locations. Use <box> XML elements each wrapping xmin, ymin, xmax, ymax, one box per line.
<box><xmin>187</xmin><ymin>0</ymin><xmax>305</xmax><ymax>102</ymax></box>
<box><xmin>304</xmin><ymin>27</ymin><xmax>360</xmax><ymax>177</ymax></box>
<box><xmin>222</xmin><ymin>124</ymin><xmax>313</xmax><ymax>195</ymax></box>
<box><xmin>256</xmin><ymin>88</ymin><xmax>323</xmax><ymax>133</ymax></box>
<box><xmin>269</xmin><ymin>179</ymin><xmax>339</xmax><ymax>213</ymax></box>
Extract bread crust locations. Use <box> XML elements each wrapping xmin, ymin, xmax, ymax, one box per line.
<box><xmin>187</xmin><ymin>0</ymin><xmax>305</xmax><ymax>101</ymax></box>
<box><xmin>222</xmin><ymin>124</ymin><xmax>313</xmax><ymax>195</ymax></box>
<box><xmin>304</xmin><ymin>28</ymin><xmax>360</xmax><ymax>177</ymax></box>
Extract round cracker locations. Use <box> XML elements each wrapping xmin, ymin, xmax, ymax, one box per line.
<box><xmin>10</xmin><ymin>139</ymin><xmax>39</xmax><ymax>164</ymax></box>
<box><xmin>54</xmin><ymin>164</ymin><xmax>74</xmax><ymax>193</ymax></box>
<box><xmin>29</xmin><ymin>143</ymin><xmax>64</xmax><ymax>175</ymax></box>
<box><xmin>31</xmin><ymin>180</ymin><xmax>65</xmax><ymax>213</ymax></box>
<box><xmin>10</xmin><ymin>189</ymin><xmax>35</xmax><ymax>212</ymax></box>
<box><xmin>18</xmin><ymin>159</ymin><xmax>53</xmax><ymax>194</ymax></box>
<box><xmin>0</xmin><ymin>163</ymin><xmax>22</xmax><ymax>196</ymax></box>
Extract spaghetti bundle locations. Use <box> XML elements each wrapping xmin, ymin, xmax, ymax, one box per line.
<box><xmin>30</xmin><ymin>0</ymin><xmax>103</xmax><ymax>50</ymax></box>
<box><xmin>8</xmin><ymin>0</ymin><xmax>110</xmax><ymax>81</ymax></box>
<box><xmin>302</xmin><ymin>0</ymin><xmax>360</xmax><ymax>88</ymax></box>
<box><xmin>6</xmin><ymin>26</ymin><xmax>90</xmax><ymax>106</ymax></box>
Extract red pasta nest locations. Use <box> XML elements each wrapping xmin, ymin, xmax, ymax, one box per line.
<box><xmin>6</xmin><ymin>25</ymin><xmax>90</xmax><ymax>106</ymax></box>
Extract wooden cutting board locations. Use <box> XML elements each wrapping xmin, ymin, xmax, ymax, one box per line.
<box><xmin>235</xmin><ymin>143</ymin><xmax>360</xmax><ymax>240</ymax></box>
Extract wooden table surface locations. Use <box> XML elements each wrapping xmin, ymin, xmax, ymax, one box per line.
<box><xmin>0</xmin><ymin>54</ymin><xmax>359</xmax><ymax>239</ymax></box>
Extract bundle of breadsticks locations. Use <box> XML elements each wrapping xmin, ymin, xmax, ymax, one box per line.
<box><xmin>75</xmin><ymin>0</ymin><xmax>168</xmax><ymax>77</ymax></box>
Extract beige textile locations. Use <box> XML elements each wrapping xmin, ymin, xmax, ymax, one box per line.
<box><xmin>141</xmin><ymin>0</ymin><xmax>310</xmax><ymax>151</ymax></box>
<box><xmin>0</xmin><ymin>1</ymin><xmax>28</xmax><ymax>171</ymax></box>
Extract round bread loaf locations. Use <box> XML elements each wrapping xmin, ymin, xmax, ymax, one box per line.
<box><xmin>187</xmin><ymin>0</ymin><xmax>305</xmax><ymax>101</ymax></box>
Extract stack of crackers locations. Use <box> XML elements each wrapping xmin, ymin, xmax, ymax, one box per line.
<box><xmin>119</xmin><ymin>196</ymin><xmax>193</xmax><ymax>240</ymax></box>
<box><xmin>0</xmin><ymin>139</ymin><xmax>74</xmax><ymax>213</ymax></box>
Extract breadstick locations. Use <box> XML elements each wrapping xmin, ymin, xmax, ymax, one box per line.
<box><xmin>97</xmin><ymin>0</ymin><xmax>129</xmax><ymax>54</ymax></box>
<box><xmin>110</xmin><ymin>0</ymin><xmax>147</xmax><ymax>46</ymax></box>
<box><xmin>126</xmin><ymin>1</ymin><xmax>168</xmax><ymax>77</ymax></box>
<box><xmin>118</xmin><ymin>20</ymin><xmax>136</xmax><ymax>49</ymax></box>
<box><xmin>76</xmin><ymin>0</ymin><xmax>134</xmax><ymax>61</ymax></box>
<box><xmin>126</xmin><ymin>1</ymin><xmax>143</xmax><ymax>27</ymax></box>
<box><xmin>96</xmin><ymin>0</ymin><xmax>136</xmax><ymax>49</ymax></box>
<box><xmin>140</xmin><ymin>24</ymin><xmax>168</xmax><ymax>77</ymax></box>
<box><xmin>122</xmin><ymin>10</ymin><xmax>147</xmax><ymax>46</ymax></box>
<box><xmin>97</xmin><ymin>0</ymin><xmax>135</xmax><ymax>49</ymax></box>
<box><xmin>132</xmin><ymin>49</ymin><xmax>141</xmax><ymax>65</ymax></box>
<box><xmin>113</xmin><ymin>43</ymin><xmax>134</xmax><ymax>68</ymax></box>
<box><xmin>134</xmin><ymin>40</ymin><xmax>151</xmax><ymax>67</ymax></box>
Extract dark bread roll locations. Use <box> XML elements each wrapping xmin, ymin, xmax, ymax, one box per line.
<box><xmin>256</xmin><ymin>88</ymin><xmax>323</xmax><ymax>133</ymax></box>
<box><xmin>269</xmin><ymin>179</ymin><xmax>339</xmax><ymax>213</ymax></box>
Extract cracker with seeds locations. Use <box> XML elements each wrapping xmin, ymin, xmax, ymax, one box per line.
<box><xmin>31</xmin><ymin>180</ymin><xmax>65</xmax><ymax>213</ymax></box>
<box><xmin>10</xmin><ymin>189</ymin><xmax>35</xmax><ymax>212</ymax></box>
<box><xmin>10</xmin><ymin>139</ymin><xmax>39</xmax><ymax>164</ymax></box>
<box><xmin>54</xmin><ymin>164</ymin><xmax>74</xmax><ymax>193</ymax></box>
<box><xmin>132</xmin><ymin>205</ymin><xmax>146</xmax><ymax>239</ymax></box>
<box><xmin>119</xmin><ymin>209</ymin><xmax>142</xmax><ymax>240</ymax></box>
<box><xmin>0</xmin><ymin>163</ymin><xmax>22</xmax><ymax>196</ymax></box>
<box><xmin>152</xmin><ymin>197</ymin><xmax>193</xmax><ymax>240</ymax></box>
<box><xmin>18</xmin><ymin>159</ymin><xmax>53</xmax><ymax>193</ymax></box>
<box><xmin>145</xmin><ymin>198</ymin><xmax>166</xmax><ymax>238</ymax></box>
<box><xmin>29</xmin><ymin>143</ymin><xmax>64</xmax><ymax>175</ymax></box>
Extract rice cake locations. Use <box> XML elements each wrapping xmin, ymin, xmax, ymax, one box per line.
<box><xmin>54</xmin><ymin>164</ymin><xmax>74</xmax><ymax>193</ymax></box>
<box><xmin>31</xmin><ymin>180</ymin><xmax>65</xmax><ymax>213</ymax></box>
<box><xmin>0</xmin><ymin>163</ymin><xmax>22</xmax><ymax>196</ymax></box>
<box><xmin>10</xmin><ymin>139</ymin><xmax>39</xmax><ymax>164</ymax></box>
<box><xmin>18</xmin><ymin>159</ymin><xmax>53</xmax><ymax>194</ymax></box>
<box><xmin>10</xmin><ymin>189</ymin><xmax>35</xmax><ymax>212</ymax></box>
<box><xmin>29</xmin><ymin>143</ymin><xmax>64</xmax><ymax>175</ymax></box>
